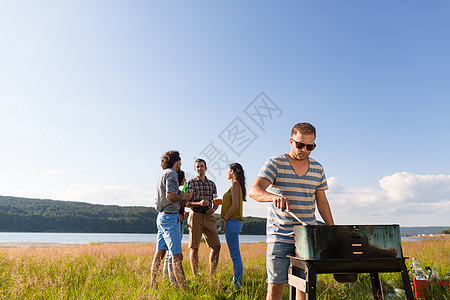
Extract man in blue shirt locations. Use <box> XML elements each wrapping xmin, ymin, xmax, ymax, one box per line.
<box><xmin>249</xmin><ymin>123</ymin><xmax>335</xmax><ymax>300</ymax></box>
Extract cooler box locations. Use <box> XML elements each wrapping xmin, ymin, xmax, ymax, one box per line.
<box><xmin>413</xmin><ymin>278</ymin><xmax>450</xmax><ymax>299</ymax></box>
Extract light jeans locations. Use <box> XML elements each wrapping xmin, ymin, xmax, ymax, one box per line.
<box><xmin>163</xmin><ymin>219</ymin><xmax>184</xmax><ymax>285</ymax></box>
<box><xmin>225</xmin><ymin>220</ymin><xmax>243</xmax><ymax>285</ymax></box>
<box><xmin>156</xmin><ymin>212</ymin><xmax>182</xmax><ymax>255</ymax></box>
<box><xmin>266</xmin><ymin>242</ymin><xmax>296</xmax><ymax>284</ymax></box>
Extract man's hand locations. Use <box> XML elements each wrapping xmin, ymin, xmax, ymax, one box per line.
<box><xmin>185</xmin><ymin>198</ymin><xmax>210</xmax><ymax>209</ymax></box>
<box><xmin>249</xmin><ymin>177</ymin><xmax>290</xmax><ymax>211</ymax></box>
<box><xmin>206</xmin><ymin>207</ymin><xmax>215</xmax><ymax>215</ymax></box>
<box><xmin>273</xmin><ymin>195</ymin><xmax>290</xmax><ymax>212</ymax></box>
<box><xmin>199</xmin><ymin>199</ymin><xmax>209</xmax><ymax>207</ymax></box>
<box><xmin>182</xmin><ymin>192</ymin><xmax>193</xmax><ymax>201</ymax></box>
<box><xmin>179</xmin><ymin>192</ymin><xmax>193</xmax><ymax>206</ymax></box>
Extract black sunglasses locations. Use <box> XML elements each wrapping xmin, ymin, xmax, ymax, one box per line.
<box><xmin>291</xmin><ymin>139</ymin><xmax>316</xmax><ymax>151</ymax></box>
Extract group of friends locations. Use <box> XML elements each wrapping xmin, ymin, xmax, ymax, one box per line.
<box><xmin>150</xmin><ymin>122</ymin><xmax>335</xmax><ymax>300</ymax></box>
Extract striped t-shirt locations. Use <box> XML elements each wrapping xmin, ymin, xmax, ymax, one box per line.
<box><xmin>257</xmin><ymin>154</ymin><xmax>328</xmax><ymax>244</ymax></box>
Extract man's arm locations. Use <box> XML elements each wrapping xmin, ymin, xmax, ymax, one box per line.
<box><xmin>185</xmin><ymin>199</ymin><xmax>208</xmax><ymax>208</ymax></box>
<box><xmin>167</xmin><ymin>192</ymin><xmax>192</xmax><ymax>202</ymax></box>
<box><xmin>165</xmin><ymin>171</ymin><xmax>191</xmax><ymax>203</ymax></box>
<box><xmin>315</xmin><ymin>190</ymin><xmax>334</xmax><ymax>225</ymax></box>
<box><xmin>249</xmin><ymin>177</ymin><xmax>290</xmax><ymax>212</ymax></box>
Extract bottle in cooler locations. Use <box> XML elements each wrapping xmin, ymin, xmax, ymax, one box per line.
<box><xmin>411</xmin><ymin>258</ymin><xmax>427</xmax><ymax>280</ymax></box>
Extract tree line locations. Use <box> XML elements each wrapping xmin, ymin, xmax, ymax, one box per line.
<box><xmin>0</xmin><ymin>196</ymin><xmax>266</xmax><ymax>234</ymax></box>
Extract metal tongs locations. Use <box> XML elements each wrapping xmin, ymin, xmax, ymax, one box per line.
<box><xmin>287</xmin><ymin>211</ymin><xmax>307</xmax><ymax>225</ymax></box>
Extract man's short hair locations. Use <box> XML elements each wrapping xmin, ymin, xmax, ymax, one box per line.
<box><xmin>194</xmin><ymin>158</ymin><xmax>207</xmax><ymax>168</ymax></box>
<box><xmin>161</xmin><ymin>150</ymin><xmax>181</xmax><ymax>170</ymax></box>
<box><xmin>291</xmin><ymin>122</ymin><xmax>316</xmax><ymax>138</ymax></box>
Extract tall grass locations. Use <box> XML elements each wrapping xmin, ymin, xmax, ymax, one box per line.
<box><xmin>0</xmin><ymin>242</ymin><xmax>268</xmax><ymax>300</ymax></box>
<box><xmin>0</xmin><ymin>236</ymin><xmax>448</xmax><ymax>299</ymax></box>
<box><xmin>314</xmin><ymin>235</ymin><xmax>449</xmax><ymax>299</ymax></box>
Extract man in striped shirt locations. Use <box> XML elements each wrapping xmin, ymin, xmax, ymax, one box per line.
<box><xmin>249</xmin><ymin>122</ymin><xmax>335</xmax><ymax>300</ymax></box>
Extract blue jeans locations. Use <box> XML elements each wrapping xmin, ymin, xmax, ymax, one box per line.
<box><xmin>225</xmin><ymin>220</ymin><xmax>243</xmax><ymax>285</ymax></box>
<box><xmin>156</xmin><ymin>212</ymin><xmax>182</xmax><ymax>255</ymax></box>
<box><xmin>163</xmin><ymin>219</ymin><xmax>184</xmax><ymax>284</ymax></box>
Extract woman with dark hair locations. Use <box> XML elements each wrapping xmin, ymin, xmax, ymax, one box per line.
<box><xmin>221</xmin><ymin>162</ymin><xmax>246</xmax><ymax>285</ymax></box>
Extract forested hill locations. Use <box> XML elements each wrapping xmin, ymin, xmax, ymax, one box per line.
<box><xmin>4</xmin><ymin>196</ymin><xmax>443</xmax><ymax>236</ymax></box>
<box><xmin>0</xmin><ymin>196</ymin><xmax>157</xmax><ymax>233</ymax></box>
<box><xmin>0</xmin><ymin>196</ymin><xmax>267</xmax><ymax>234</ymax></box>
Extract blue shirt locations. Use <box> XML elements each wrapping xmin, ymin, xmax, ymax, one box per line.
<box><xmin>257</xmin><ymin>154</ymin><xmax>328</xmax><ymax>244</ymax></box>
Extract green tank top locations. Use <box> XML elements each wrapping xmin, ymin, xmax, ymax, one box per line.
<box><xmin>221</xmin><ymin>182</ymin><xmax>243</xmax><ymax>221</ymax></box>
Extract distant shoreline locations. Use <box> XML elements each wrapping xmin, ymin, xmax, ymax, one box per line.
<box><xmin>2</xmin><ymin>235</ymin><xmax>447</xmax><ymax>248</ymax></box>
<box><xmin>403</xmin><ymin>233</ymin><xmax>448</xmax><ymax>238</ymax></box>
<box><xmin>0</xmin><ymin>232</ymin><xmax>267</xmax><ymax>247</ymax></box>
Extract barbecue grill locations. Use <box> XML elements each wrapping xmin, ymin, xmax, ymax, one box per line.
<box><xmin>288</xmin><ymin>224</ymin><xmax>414</xmax><ymax>300</ymax></box>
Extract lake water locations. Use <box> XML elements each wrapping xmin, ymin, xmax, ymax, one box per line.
<box><xmin>0</xmin><ymin>232</ymin><xmax>267</xmax><ymax>247</ymax></box>
<box><xmin>0</xmin><ymin>232</ymin><xmax>426</xmax><ymax>247</ymax></box>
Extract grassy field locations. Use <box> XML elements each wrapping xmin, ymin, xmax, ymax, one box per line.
<box><xmin>0</xmin><ymin>236</ymin><xmax>448</xmax><ymax>299</ymax></box>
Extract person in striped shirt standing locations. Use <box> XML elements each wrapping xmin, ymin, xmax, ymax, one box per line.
<box><xmin>249</xmin><ymin>122</ymin><xmax>335</xmax><ymax>300</ymax></box>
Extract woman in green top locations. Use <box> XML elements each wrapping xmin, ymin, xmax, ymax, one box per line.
<box><xmin>221</xmin><ymin>162</ymin><xmax>246</xmax><ymax>285</ymax></box>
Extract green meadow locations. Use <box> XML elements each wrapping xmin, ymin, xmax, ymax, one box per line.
<box><xmin>0</xmin><ymin>236</ymin><xmax>448</xmax><ymax>299</ymax></box>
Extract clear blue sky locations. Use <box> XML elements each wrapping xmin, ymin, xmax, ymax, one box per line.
<box><xmin>1</xmin><ymin>1</ymin><xmax>449</xmax><ymax>227</ymax></box>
